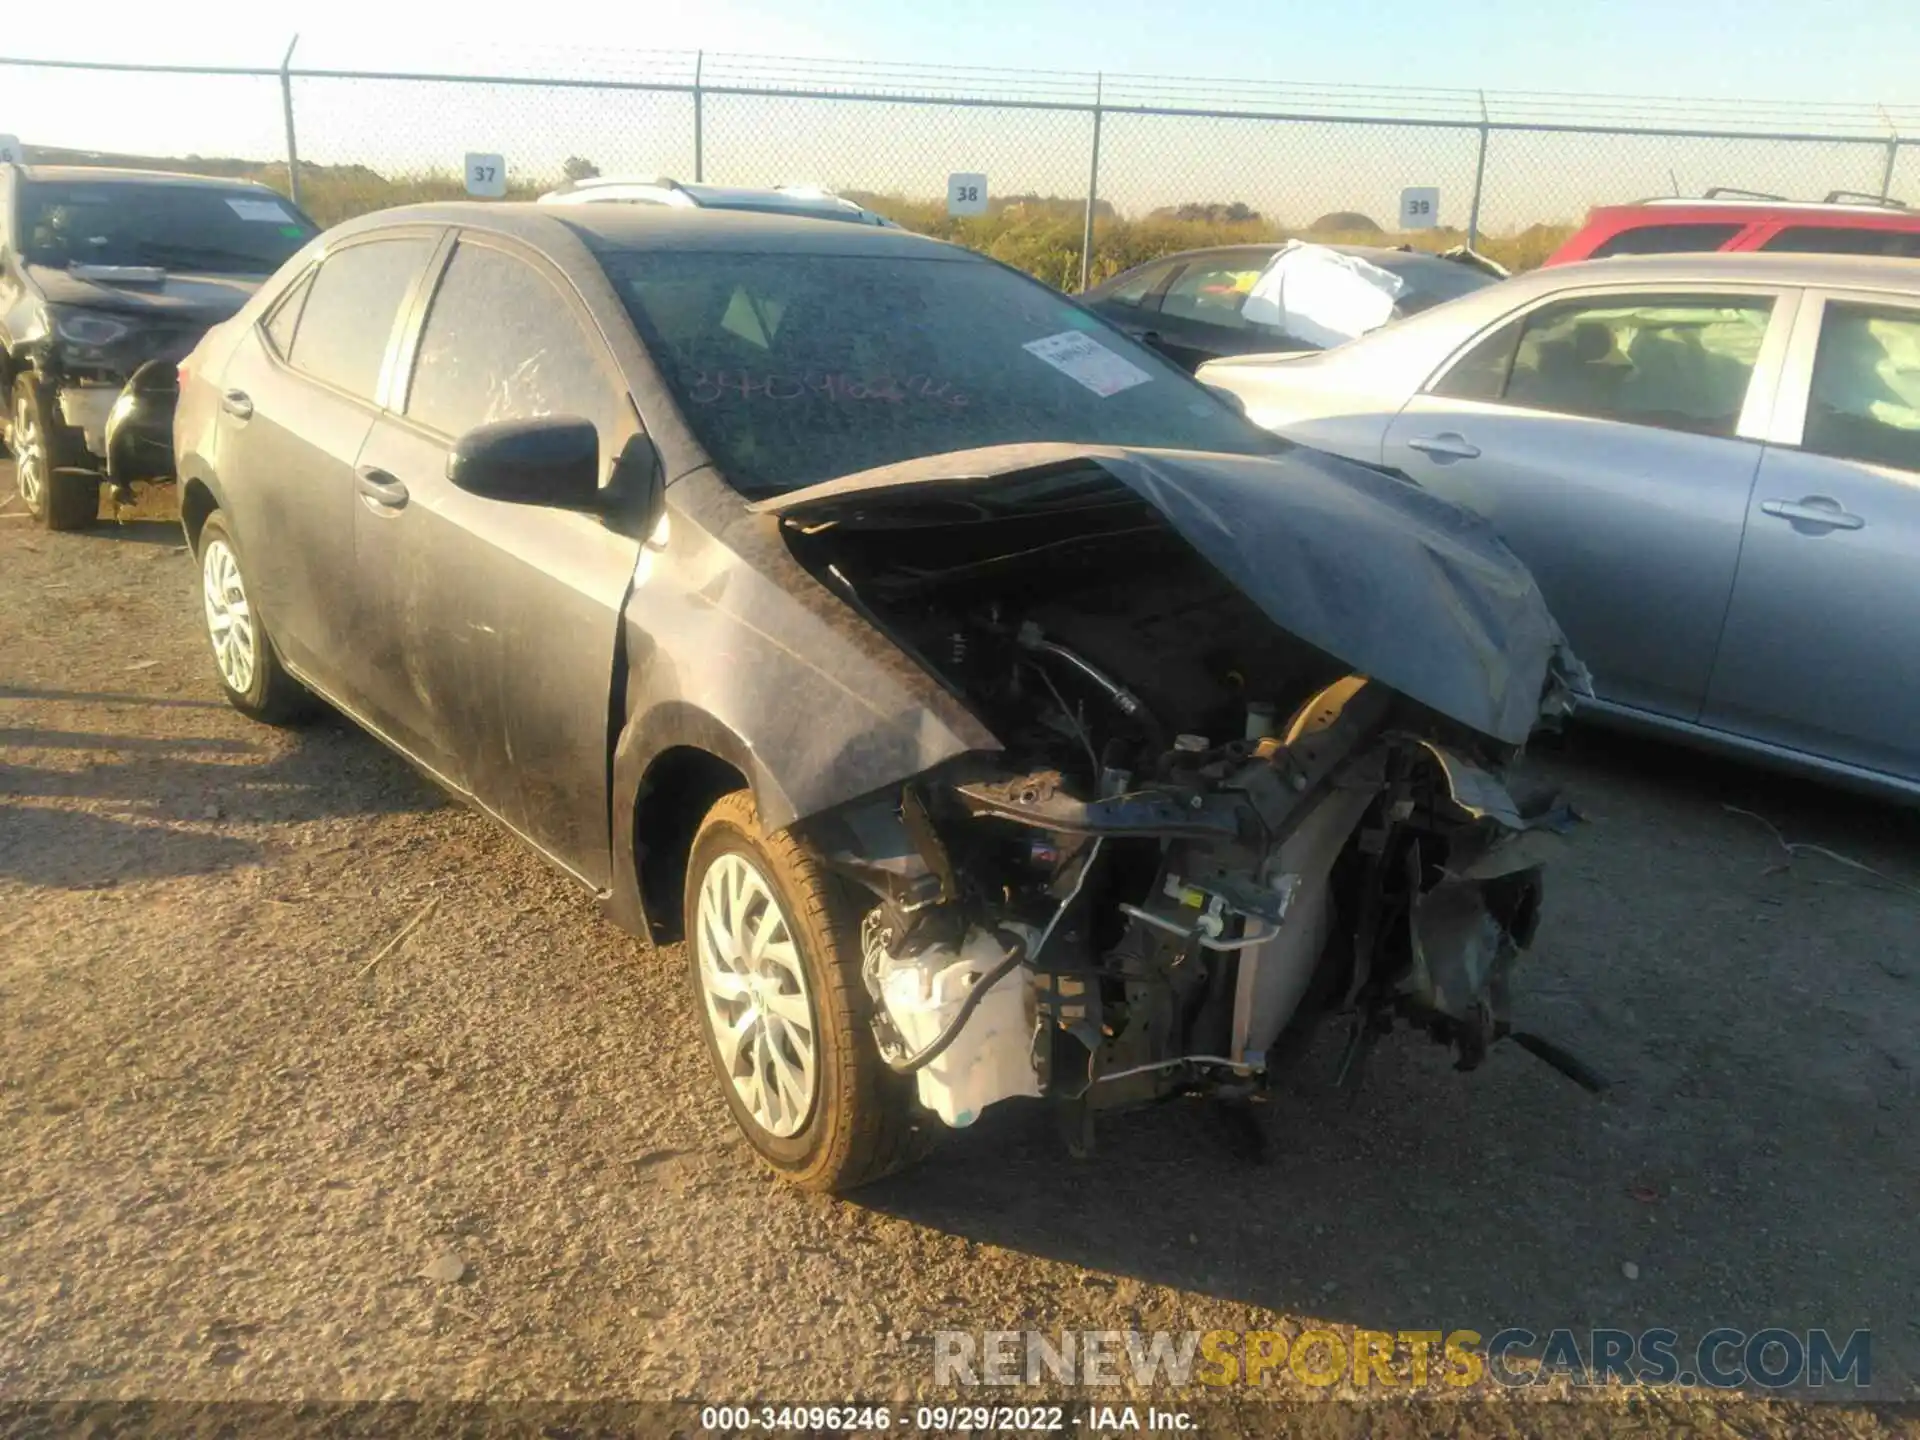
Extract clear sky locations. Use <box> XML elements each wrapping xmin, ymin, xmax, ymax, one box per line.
<box><xmin>2</xmin><ymin>0</ymin><xmax>1915</xmax><ymax>105</ymax></box>
<box><xmin>3</xmin><ymin>0</ymin><xmax>1917</xmax><ymax>234</ymax></box>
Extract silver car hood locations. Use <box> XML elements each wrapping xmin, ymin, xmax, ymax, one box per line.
<box><xmin>756</xmin><ymin>442</ymin><xmax>1585</xmax><ymax>746</ymax></box>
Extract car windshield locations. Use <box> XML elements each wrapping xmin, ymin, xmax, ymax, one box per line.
<box><xmin>607</xmin><ymin>250</ymin><xmax>1276</xmax><ymax>493</ymax></box>
<box><xmin>18</xmin><ymin>181</ymin><xmax>318</xmax><ymax>273</ymax></box>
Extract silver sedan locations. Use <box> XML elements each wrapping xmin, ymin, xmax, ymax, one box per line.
<box><xmin>1197</xmin><ymin>251</ymin><xmax>1920</xmax><ymax>805</ymax></box>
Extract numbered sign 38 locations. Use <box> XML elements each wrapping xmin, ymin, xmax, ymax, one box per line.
<box><xmin>947</xmin><ymin>172</ymin><xmax>988</xmax><ymax>217</ymax></box>
<box><xmin>465</xmin><ymin>153</ymin><xmax>507</xmax><ymax>199</ymax></box>
<box><xmin>1399</xmin><ymin>186</ymin><xmax>1440</xmax><ymax>230</ymax></box>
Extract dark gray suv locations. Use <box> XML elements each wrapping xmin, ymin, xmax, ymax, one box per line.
<box><xmin>0</xmin><ymin>164</ymin><xmax>318</xmax><ymax>528</ymax></box>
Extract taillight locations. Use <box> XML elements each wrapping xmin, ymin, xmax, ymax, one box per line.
<box><xmin>177</xmin><ymin>361</ymin><xmax>191</xmax><ymax>388</ymax></box>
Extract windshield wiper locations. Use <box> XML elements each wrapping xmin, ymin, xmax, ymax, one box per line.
<box><xmin>133</xmin><ymin>243</ymin><xmax>284</xmax><ymax>273</ymax></box>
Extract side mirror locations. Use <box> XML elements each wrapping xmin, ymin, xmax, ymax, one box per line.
<box><xmin>447</xmin><ymin>415</ymin><xmax>600</xmax><ymax>508</ymax></box>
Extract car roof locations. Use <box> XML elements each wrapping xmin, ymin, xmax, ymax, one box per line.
<box><xmin>15</xmin><ymin>164</ymin><xmax>281</xmax><ymax>191</ymax></box>
<box><xmin>1531</xmin><ymin>249</ymin><xmax>1920</xmax><ymax>291</ymax></box>
<box><xmin>340</xmin><ymin>201</ymin><xmax>963</xmax><ymax>259</ymax></box>
<box><xmin>1595</xmin><ymin>197</ymin><xmax>1916</xmax><ymax>219</ymax></box>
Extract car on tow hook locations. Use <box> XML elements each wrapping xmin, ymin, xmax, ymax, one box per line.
<box><xmin>0</xmin><ymin>163</ymin><xmax>320</xmax><ymax>529</ymax></box>
<box><xmin>175</xmin><ymin>203</ymin><xmax>1588</xmax><ymax>1191</ymax></box>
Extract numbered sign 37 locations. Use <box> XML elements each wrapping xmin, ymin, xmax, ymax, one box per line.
<box><xmin>1399</xmin><ymin>186</ymin><xmax>1440</xmax><ymax>230</ymax></box>
<box><xmin>465</xmin><ymin>153</ymin><xmax>508</xmax><ymax>199</ymax></box>
<box><xmin>947</xmin><ymin>172</ymin><xmax>988</xmax><ymax>217</ymax></box>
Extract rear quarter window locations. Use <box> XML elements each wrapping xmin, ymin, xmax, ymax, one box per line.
<box><xmin>1589</xmin><ymin>223</ymin><xmax>1745</xmax><ymax>258</ymax></box>
<box><xmin>1760</xmin><ymin>226</ymin><xmax>1920</xmax><ymax>259</ymax></box>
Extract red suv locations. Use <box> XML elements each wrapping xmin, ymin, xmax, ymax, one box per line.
<box><xmin>1544</xmin><ymin>190</ymin><xmax>1920</xmax><ymax>266</ymax></box>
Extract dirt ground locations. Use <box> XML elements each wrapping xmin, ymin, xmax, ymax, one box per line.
<box><xmin>1</xmin><ymin>470</ymin><xmax>1916</xmax><ymax>1435</ymax></box>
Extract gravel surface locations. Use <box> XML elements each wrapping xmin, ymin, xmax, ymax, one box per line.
<box><xmin>1</xmin><ymin>473</ymin><xmax>1915</xmax><ymax>1433</ymax></box>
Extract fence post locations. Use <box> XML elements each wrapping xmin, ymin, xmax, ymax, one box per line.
<box><xmin>693</xmin><ymin>50</ymin><xmax>705</xmax><ymax>183</ymax></box>
<box><xmin>1467</xmin><ymin>90</ymin><xmax>1488</xmax><ymax>249</ymax></box>
<box><xmin>1079</xmin><ymin>75</ymin><xmax>1103</xmax><ymax>293</ymax></box>
<box><xmin>279</xmin><ymin>33</ymin><xmax>302</xmax><ymax>210</ymax></box>
<box><xmin>1879</xmin><ymin>108</ymin><xmax>1900</xmax><ymax>200</ymax></box>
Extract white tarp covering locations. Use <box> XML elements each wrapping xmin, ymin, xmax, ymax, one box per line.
<box><xmin>1240</xmin><ymin>241</ymin><xmax>1407</xmax><ymax>350</ymax></box>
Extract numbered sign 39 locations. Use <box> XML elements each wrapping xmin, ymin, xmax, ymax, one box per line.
<box><xmin>947</xmin><ymin>172</ymin><xmax>988</xmax><ymax>217</ymax></box>
<box><xmin>0</xmin><ymin>134</ymin><xmax>22</xmax><ymax>165</ymax></box>
<box><xmin>465</xmin><ymin>153</ymin><xmax>507</xmax><ymax>199</ymax></box>
<box><xmin>1399</xmin><ymin>186</ymin><xmax>1440</xmax><ymax>230</ymax></box>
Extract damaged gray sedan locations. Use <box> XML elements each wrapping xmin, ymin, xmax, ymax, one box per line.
<box><xmin>175</xmin><ymin>204</ymin><xmax>1587</xmax><ymax>1191</ymax></box>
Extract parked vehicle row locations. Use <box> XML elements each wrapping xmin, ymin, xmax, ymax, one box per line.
<box><xmin>5</xmin><ymin>163</ymin><xmax>1914</xmax><ymax>1193</ymax></box>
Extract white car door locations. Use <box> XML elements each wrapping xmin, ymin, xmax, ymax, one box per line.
<box><xmin>1700</xmin><ymin>290</ymin><xmax>1920</xmax><ymax>787</ymax></box>
<box><xmin>1379</xmin><ymin>285</ymin><xmax>1799</xmax><ymax>723</ymax></box>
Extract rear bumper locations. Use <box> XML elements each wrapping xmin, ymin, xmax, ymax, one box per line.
<box><xmin>55</xmin><ymin>362</ymin><xmax>179</xmax><ymax>485</ymax></box>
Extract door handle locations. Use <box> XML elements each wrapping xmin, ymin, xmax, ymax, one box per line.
<box><xmin>1760</xmin><ymin>496</ymin><xmax>1864</xmax><ymax>532</ymax></box>
<box><xmin>1407</xmin><ymin>432</ymin><xmax>1481</xmax><ymax>461</ymax></box>
<box><xmin>220</xmin><ymin>389</ymin><xmax>253</xmax><ymax>421</ymax></box>
<box><xmin>355</xmin><ymin>466</ymin><xmax>409</xmax><ymax>509</ymax></box>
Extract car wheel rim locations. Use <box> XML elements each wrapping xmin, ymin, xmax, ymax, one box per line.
<box><xmin>201</xmin><ymin>538</ymin><xmax>257</xmax><ymax>695</ymax></box>
<box><xmin>695</xmin><ymin>851</ymin><xmax>818</xmax><ymax>1139</ymax></box>
<box><xmin>13</xmin><ymin>395</ymin><xmax>43</xmax><ymax>511</ymax></box>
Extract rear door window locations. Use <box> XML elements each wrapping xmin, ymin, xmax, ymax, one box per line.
<box><xmin>1158</xmin><ymin>261</ymin><xmax>1269</xmax><ymax>329</ymax></box>
<box><xmin>1800</xmin><ymin>301</ymin><xmax>1920</xmax><ymax>472</ymax></box>
<box><xmin>1432</xmin><ymin>292</ymin><xmax>1775</xmax><ymax>437</ymax></box>
<box><xmin>1760</xmin><ymin>226</ymin><xmax>1920</xmax><ymax>259</ymax></box>
<box><xmin>284</xmin><ymin>238</ymin><xmax>435</xmax><ymax>403</ymax></box>
<box><xmin>1589</xmin><ymin>223</ymin><xmax>1744</xmax><ymax>258</ymax></box>
<box><xmin>1097</xmin><ymin>260</ymin><xmax>1181</xmax><ymax>311</ymax></box>
<box><xmin>403</xmin><ymin>240</ymin><xmax>630</xmax><ymax>474</ymax></box>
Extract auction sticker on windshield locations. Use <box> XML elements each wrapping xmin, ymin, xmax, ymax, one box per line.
<box><xmin>1022</xmin><ymin>331</ymin><xmax>1153</xmax><ymax>397</ymax></box>
<box><xmin>227</xmin><ymin>198</ymin><xmax>295</xmax><ymax>223</ymax></box>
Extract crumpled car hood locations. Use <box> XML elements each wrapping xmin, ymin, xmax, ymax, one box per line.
<box><xmin>756</xmin><ymin>442</ymin><xmax>1585</xmax><ymax>746</ymax></box>
<box><xmin>26</xmin><ymin>264</ymin><xmax>262</xmax><ymax>323</ymax></box>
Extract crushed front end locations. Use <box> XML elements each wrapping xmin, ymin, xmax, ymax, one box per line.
<box><xmin>775</xmin><ymin>446</ymin><xmax>1592</xmax><ymax>1144</ymax></box>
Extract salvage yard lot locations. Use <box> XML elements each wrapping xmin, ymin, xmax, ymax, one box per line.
<box><xmin>1</xmin><ymin>467</ymin><xmax>1917</xmax><ymax>1430</ymax></box>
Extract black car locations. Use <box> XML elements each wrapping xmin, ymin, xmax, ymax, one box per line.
<box><xmin>176</xmin><ymin>203</ymin><xmax>1584</xmax><ymax>1192</ymax></box>
<box><xmin>1082</xmin><ymin>242</ymin><xmax>1504</xmax><ymax>371</ymax></box>
<box><xmin>0</xmin><ymin>164</ymin><xmax>320</xmax><ymax>528</ymax></box>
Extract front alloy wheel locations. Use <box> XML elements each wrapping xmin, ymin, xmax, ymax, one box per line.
<box><xmin>12</xmin><ymin>389</ymin><xmax>45</xmax><ymax>515</ymax></box>
<box><xmin>694</xmin><ymin>850</ymin><xmax>819</xmax><ymax>1138</ymax></box>
<box><xmin>10</xmin><ymin>376</ymin><xmax>98</xmax><ymax>530</ymax></box>
<box><xmin>683</xmin><ymin>790</ymin><xmax>931</xmax><ymax>1191</ymax></box>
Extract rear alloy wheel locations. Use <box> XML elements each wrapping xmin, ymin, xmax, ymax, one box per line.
<box><xmin>12</xmin><ymin>376</ymin><xmax>99</xmax><ymax>531</ymax></box>
<box><xmin>195</xmin><ymin>512</ymin><xmax>317</xmax><ymax>725</ymax></box>
<box><xmin>684</xmin><ymin>790</ymin><xmax>931</xmax><ymax>1191</ymax></box>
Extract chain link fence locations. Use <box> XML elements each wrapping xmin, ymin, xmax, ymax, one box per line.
<box><xmin>2</xmin><ymin>49</ymin><xmax>1913</xmax><ymax>284</ymax></box>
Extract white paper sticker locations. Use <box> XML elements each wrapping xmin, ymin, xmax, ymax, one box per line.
<box><xmin>1399</xmin><ymin>186</ymin><xmax>1440</xmax><ymax>229</ymax></box>
<box><xmin>1022</xmin><ymin>331</ymin><xmax>1153</xmax><ymax>398</ymax></box>
<box><xmin>0</xmin><ymin>134</ymin><xmax>21</xmax><ymax>165</ymax></box>
<box><xmin>465</xmin><ymin>153</ymin><xmax>507</xmax><ymax>198</ymax></box>
<box><xmin>947</xmin><ymin>172</ymin><xmax>988</xmax><ymax>217</ymax></box>
<box><xmin>226</xmin><ymin>197</ymin><xmax>294</xmax><ymax>223</ymax></box>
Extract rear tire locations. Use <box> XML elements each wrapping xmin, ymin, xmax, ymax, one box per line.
<box><xmin>12</xmin><ymin>375</ymin><xmax>99</xmax><ymax>532</ymax></box>
<box><xmin>195</xmin><ymin>511</ymin><xmax>318</xmax><ymax>725</ymax></box>
<box><xmin>684</xmin><ymin>790</ymin><xmax>932</xmax><ymax>1192</ymax></box>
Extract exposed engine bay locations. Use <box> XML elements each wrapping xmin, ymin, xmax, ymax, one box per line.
<box><xmin>780</xmin><ymin>459</ymin><xmax>1593</xmax><ymax>1144</ymax></box>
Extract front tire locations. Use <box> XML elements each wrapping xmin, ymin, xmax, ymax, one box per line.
<box><xmin>12</xmin><ymin>375</ymin><xmax>99</xmax><ymax>532</ymax></box>
<box><xmin>195</xmin><ymin>511</ymin><xmax>317</xmax><ymax>725</ymax></box>
<box><xmin>684</xmin><ymin>790</ymin><xmax>930</xmax><ymax>1192</ymax></box>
